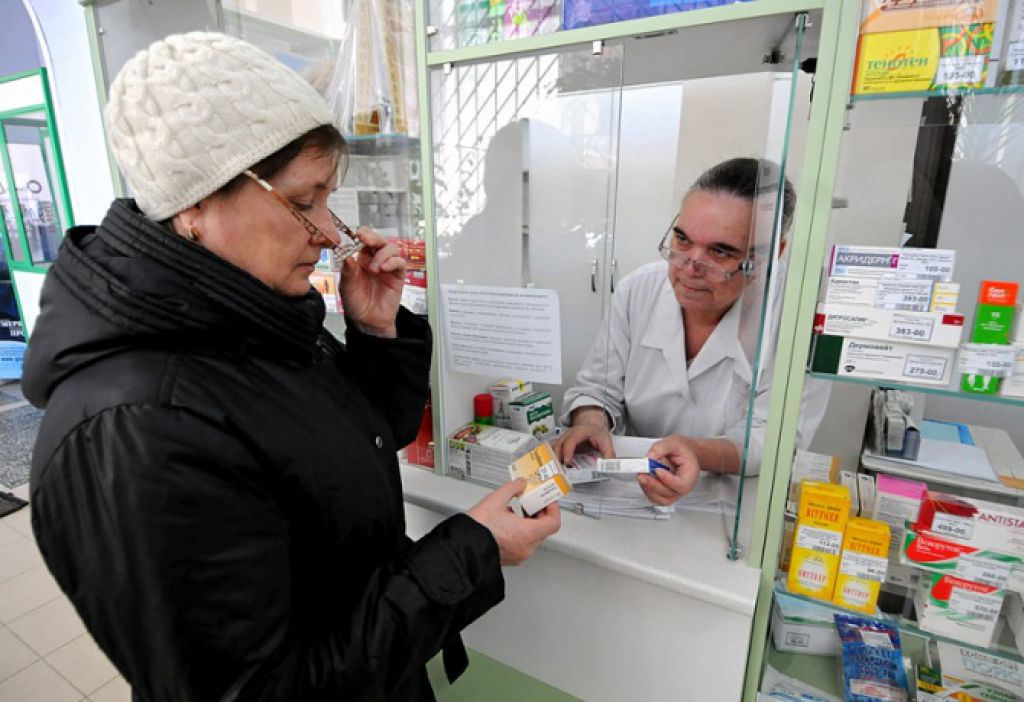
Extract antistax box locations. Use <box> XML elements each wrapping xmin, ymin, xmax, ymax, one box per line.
<box><xmin>787</xmin><ymin>481</ymin><xmax>851</xmax><ymax>601</ymax></box>
<box><xmin>915</xmin><ymin>491</ymin><xmax>1024</xmax><ymax>561</ymax></box>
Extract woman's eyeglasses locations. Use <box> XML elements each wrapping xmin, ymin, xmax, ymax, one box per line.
<box><xmin>243</xmin><ymin>170</ymin><xmax>364</xmax><ymax>262</ymax></box>
<box><xmin>657</xmin><ymin>220</ymin><xmax>750</xmax><ymax>282</ymax></box>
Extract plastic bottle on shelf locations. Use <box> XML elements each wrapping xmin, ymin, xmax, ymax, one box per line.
<box><xmin>474</xmin><ymin>393</ymin><xmax>494</xmax><ymax>425</ymax></box>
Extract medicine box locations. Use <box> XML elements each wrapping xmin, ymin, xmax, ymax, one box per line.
<box><xmin>810</xmin><ymin>334</ymin><xmax>957</xmax><ymax>386</ymax></box>
<box><xmin>815</xmin><ymin>304</ymin><xmax>965</xmax><ymax>348</ymax></box>
<box><xmin>787</xmin><ymin>449</ymin><xmax>840</xmax><ymax>513</ymax></box>
<box><xmin>1001</xmin><ymin>345</ymin><xmax>1024</xmax><ymax>399</ymax></box>
<box><xmin>508</xmin><ymin>442</ymin><xmax>571</xmax><ymax>516</ymax></box>
<box><xmin>872</xmin><ymin>474</ymin><xmax>927</xmax><ymax>588</ymax></box>
<box><xmin>915</xmin><ymin>491</ymin><xmax>1024</xmax><ymax>560</ymax></box>
<box><xmin>488</xmin><ymin>378</ymin><xmax>533</xmax><ymax>427</ymax></box>
<box><xmin>448</xmin><ymin>423</ymin><xmax>538</xmax><ymax>486</ymax></box>
<box><xmin>833</xmin><ymin>517</ymin><xmax>890</xmax><ymax>614</ymax></box>
<box><xmin>771</xmin><ymin>587</ymin><xmax>843</xmax><ymax>657</ymax></box>
<box><xmin>916</xmin><ymin>573</ymin><xmax>1005</xmax><ymax>648</ymax></box>
<box><xmin>902</xmin><ymin>525</ymin><xmax>1024</xmax><ymax>594</ymax></box>
<box><xmin>825</xmin><ymin>276</ymin><xmax>959</xmax><ymax>312</ymax></box>
<box><xmin>963</xmin><ymin>281</ymin><xmax>1019</xmax><ymax>394</ymax></box>
<box><xmin>828</xmin><ymin>245</ymin><xmax>956</xmax><ymax>281</ymax></box>
<box><xmin>507</xmin><ymin>391</ymin><xmax>555</xmax><ymax>440</ymax></box>
<box><xmin>932</xmin><ymin>639</ymin><xmax>1024</xmax><ymax>701</ymax></box>
<box><xmin>787</xmin><ymin>481</ymin><xmax>851</xmax><ymax>601</ymax></box>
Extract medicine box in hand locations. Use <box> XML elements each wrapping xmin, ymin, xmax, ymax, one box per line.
<box><xmin>508</xmin><ymin>442</ymin><xmax>571</xmax><ymax>516</ymax></box>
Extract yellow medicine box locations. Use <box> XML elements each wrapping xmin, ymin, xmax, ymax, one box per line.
<box><xmin>788</xmin><ymin>482</ymin><xmax>851</xmax><ymax>601</ymax></box>
<box><xmin>833</xmin><ymin>517</ymin><xmax>891</xmax><ymax>614</ymax></box>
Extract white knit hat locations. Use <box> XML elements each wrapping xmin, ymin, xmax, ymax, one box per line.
<box><xmin>105</xmin><ymin>32</ymin><xmax>334</xmax><ymax>221</ymax></box>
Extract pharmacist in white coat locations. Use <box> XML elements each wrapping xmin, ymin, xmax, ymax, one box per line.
<box><xmin>555</xmin><ymin>158</ymin><xmax>829</xmax><ymax>505</ymax></box>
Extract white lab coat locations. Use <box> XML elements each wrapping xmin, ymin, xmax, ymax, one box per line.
<box><xmin>561</xmin><ymin>261</ymin><xmax>829</xmax><ymax>475</ymax></box>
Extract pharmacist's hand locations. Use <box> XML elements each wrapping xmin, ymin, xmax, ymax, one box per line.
<box><xmin>638</xmin><ymin>436</ymin><xmax>701</xmax><ymax>506</ymax></box>
<box><xmin>553</xmin><ymin>423</ymin><xmax>614</xmax><ymax>465</ymax></box>
<box><xmin>467</xmin><ymin>479</ymin><xmax>561</xmax><ymax>566</ymax></box>
<box><xmin>340</xmin><ymin>227</ymin><xmax>404</xmax><ymax>338</ymax></box>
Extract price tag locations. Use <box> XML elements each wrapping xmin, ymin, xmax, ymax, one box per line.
<box><xmin>958</xmin><ymin>345</ymin><xmax>1017</xmax><ymax>378</ymax></box>
<box><xmin>897</xmin><ymin>250</ymin><xmax>956</xmax><ymax>281</ymax></box>
<box><xmin>955</xmin><ymin>554</ymin><xmax>1013</xmax><ymax>589</ymax></box>
<box><xmin>874</xmin><ymin>279</ymin><xmax>933</xmax><ymax>311</ymax></box>
<box><xmin>935</xmin><ymin>55</ymin><xmax>985</xmax><ymax>86</ymax></box>
<box><xmin>949</xmin><ymin>587</ymin><xmax>1002</xmax><ymax>622</ymax></box>
<box><xmin>840</xmin><ymin>551</ymin><xmax>888</xmax><ymax>582</ymax></box>
<box><xmin>795</xmin><ymin>525</ymin><xmax>842</xmax><ymax>556</ymax></box>
<box><xmin>903</xmin><ymin>355</ymin><xmax>947</xmax><ymax>381</ymax></box>
<box><xmin>889</xmin><ymin>317</ymin><xmax>934</xmax><ymax>342</ymax></box>
<box><xmin>932</xmin><ymin>512</ymin><xmax>974</xmax><ymax>541</ymax></box>
<box><xmin>1008</xmin><ymin>42</ymin><xmax>1024</xmax><ymax>71</ymax></box>
<box><xmin>860</xmin><ymin>630</ymin><xmax>894</xmax><ymax>650</ymax></box>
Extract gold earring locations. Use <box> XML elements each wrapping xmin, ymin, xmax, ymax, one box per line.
<box><xmin>187</xmin><ymin>224</ymin><xmax>200</xmax><ymax>242</ymax></box>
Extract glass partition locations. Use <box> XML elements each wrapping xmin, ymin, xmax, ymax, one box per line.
<box><xmin>429</xmin><ymin>9</ymin><xmax>820</xmax><ymax>547</ymax></box>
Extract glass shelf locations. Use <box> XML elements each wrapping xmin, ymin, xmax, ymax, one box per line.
<box><xmin>806</xmin><ymin>371</ymin><xmax>1024</xmax><ymax>409</ymax></box>
<box><xmin>851</xmin><ymin>85</ymin><xmax>1024</xmax><ymax>103</ymax></box>
<box><xmin>773</xmin><ymin>580</ymin><xmax>1024</xmax><ymax>664</ymax></box>
<box><xmin>345</xmin><ymin>133</ymin><xmax>420</xmax><ymax>156</ymax></box>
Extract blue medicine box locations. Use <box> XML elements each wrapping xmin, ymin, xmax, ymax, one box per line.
<box><xmin>563</xmin><ymin>0</ymin><xmax>749</xmax><ymax>30</ymax></box>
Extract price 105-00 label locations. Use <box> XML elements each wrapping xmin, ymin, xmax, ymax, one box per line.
<box><xmin>903</xmin><ymin>355</ymin><xmax>947</xmax><ymax>381</ymax></box>
<box><xmin>889</xmin><ymin>317</ymin><xmax>933</xmax><ymax>342</ymax></box>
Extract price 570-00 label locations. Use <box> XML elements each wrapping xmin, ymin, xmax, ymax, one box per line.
<box><xmin>889</xmin><ymin>317</ymin><xmax>933</xmax><ymax>342</ymax></box>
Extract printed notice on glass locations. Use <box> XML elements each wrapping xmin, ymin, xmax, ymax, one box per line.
<box><xmin>441</xmin><ymin>284</ymin><xmax>562</xmax><ymax>384</ymax></box>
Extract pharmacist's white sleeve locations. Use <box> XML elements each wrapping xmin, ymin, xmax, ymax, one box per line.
<box><xmin>721</xmin><ymin>373</ymin><xmax>831</xmax><ymax>475</ymax></box>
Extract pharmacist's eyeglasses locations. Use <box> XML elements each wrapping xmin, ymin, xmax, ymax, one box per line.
<box><xmin>657</xmin><ymin>219</ymin><xmax>752</xmax><ymax>282</ymax></box>
<box><xmin>243</xmin><ymin>170</ymin><xmax>364</xmax><ymax>262</ymax></box>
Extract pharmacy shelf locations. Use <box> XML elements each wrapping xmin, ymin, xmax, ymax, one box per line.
<box><xmin>850</xmin><ymin>85</ymin><xmax>1024</xmax><ymax>103</ymax></box>
<box><xmin>345</xmin><ymin>133</ymin><xmax>420</xmax><ymax>156</ymax></box>
<box><xmin>806</xmin><ymin>371</ymin><xmax>1024</xmax><ymax>409</ymax></box>
<box><xmin>774</xmin><ymin>581</ymin><xmax>1024</xmax><ymax>664</ymax></box>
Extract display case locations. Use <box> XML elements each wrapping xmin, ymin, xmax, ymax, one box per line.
<box><xmin>748</xmin><ymin>2</ymin><xmax>1024</xmax><ymax>700</ymax></box>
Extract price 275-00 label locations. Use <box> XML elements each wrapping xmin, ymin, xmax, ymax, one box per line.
<box><xmin>889</xmin><ymin>317</ymin><xmax>933</xmax><ymax>342</ymax></box>
<box><xmin>903</xmin><ymin>355</ymin><xmax>947</xmax><ymax>381</ymax></box>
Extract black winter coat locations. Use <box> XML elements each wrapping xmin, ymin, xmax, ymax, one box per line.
<box><xmin>22</xmin><ymin>200</ymin><xmax>504</xmax><ymax>701</ymax></box>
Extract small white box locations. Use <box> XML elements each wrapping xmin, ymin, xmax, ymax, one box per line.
<box><xmin>815</xmin><ymin>304</ymin><xmax>965</xmax><ymax>348</ymax></box>
<box><xmin>507</xmin><ymin>391</ymin><xmax>555</xmax><ymax>440</ymax></box>
<box><xmin>787</xmin><ymin>450</ymin><xmax>839</xmax><ymax>513</ymax></box>
<box><xmin>829</xmin><ymin>245</ymin><xmax>956</xmax><ymax>281</ymax></box>
<box><xmin>770</xmin><ymin>589</ymin><xmax>843</xmax><ymax>656</ymax></box>
<box><xmin>811</xmin><ymin>335</ymin><xmax>957</xmax><ymax>386</ymax></box>
<box><xmin>916</xmin><ymin>573</ymin><xmax>1004</xmax><ymax>648</ymax></box>
<box><xmin>825</xmin><ymin>276</ymin><xmax>935</xmax><ymax>311</ymax></box>
<box><xmin>488</xmin><ymin>379</ymin><xmax>533</xmax><ymax>427</ymax></box>
<box><xmin>931</xmin><ymin>283</ymin><xmax>960</xmax><ymax>312</ymax></box>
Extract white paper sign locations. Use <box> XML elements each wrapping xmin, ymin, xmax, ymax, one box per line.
<box><xmin>903</xmin><ymin>354</ymin><xmax>948</xmax><ymax>382</ymax></box>
<box><xmin>890</xmin><ymin>316</ymin><xmax>933</xmax><ymax>342</ymax></box>
<box><xmin>958</xmin><ymin>345</ymin><xmax>1017</xmax><ymax>378</ymax></box>
<box><xmin>955</xmin><ymin>554</ymin><xmax>1013</xmax><ymax>589</ymax></box>
<box><xmin>935</xmin><ymin>55</ymin><xmax>985</xmax><ymax>86</ymax></box>
<box><xmin>1007</xmin><ymin>41</ymin><xmax>1024</xmax><ymax>71</ymax></box>
<box><xmin>949</xmin><ymin>587</ymin><xmax>1001</xmax><ymax>622</ymax></box>
<box><xmin>796</xmin><ymin>525</ymin><xmax>842</xmax><ymax>556</ymax></box>
<box><xmin>441</xmin><ymin>284</ymin><xmax>562</xmax><ymax>384</ymax></box>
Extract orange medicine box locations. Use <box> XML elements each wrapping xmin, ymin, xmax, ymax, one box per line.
<box><xmin>833</xmin><ymin>517</ymin><xmax>890</xmax><ymax>614</ymax></box>
<box><xmin>788</xmin><ymin>482</ymin><xmax>851</xmax><ymax>601</ymax></box>
<box><xmin>508</xmin><ymin>442</ymin><xmax>571</xmax><ymax>516</ymax></box>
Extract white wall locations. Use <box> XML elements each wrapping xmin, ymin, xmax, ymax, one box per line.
<box><xmin>25</xmin><ymin>0</ymin><xmax>116</xmax><ymax>225</ymax></box>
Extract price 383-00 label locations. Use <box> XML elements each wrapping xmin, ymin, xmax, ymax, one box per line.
<box><xmin>889</xmin><ymin>316</ymin><xmax>934</xmax><ymax>342</ymax></box>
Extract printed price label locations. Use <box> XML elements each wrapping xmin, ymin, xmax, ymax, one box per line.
<box><xmin>537</xmin><ymin>461</ymin><xmax>558</xmax><ymax>481</ymax></box>
<box><xmin>949</xmin><ymin>587</ymin><xmax>1001</xmax><ymax>623</ymax></box>
<box><xmin>958</xmin><ymin>346</ymin><xmax>1017</xmax><ymax>378</ymax></box>
<box><xmin>955</xmin><ymin>554</ymin><xmax>1012</xmax><ymax>589</ymax></box>
<box><xmin>796</xmin><ymin>525</ymin><xmax>842</xmax><ymax>556</ymax></box>
<box><xmin>889</xmin><ymin>317</ymin><xmax>934</xmax><ymax>342</ymax></box>
<box><xmin>935</xmin><ymin>55</ymin><xmax>985</xmax><ymax>86</ymax></box>
<box><xmin>897</xmin><ymin>250</ymin><xmax>956</xmax><ymax>282</ymax></box>
<box><xmin>1008</xmin><ymin>42</ymin><xmax>1024</xmax><ymax>71</ymax></box>
<box><xmin>875</xmin><ymin>279</ymin><xmax>933</xmax><ymax>311</ymax></box>
<box><xmin>860</xmin><ymin>630</ymin><xmax>894</xmax><ymax>650</ymax></box>
<box><xmin>840</xmin><ymin>551</ymin><xmax>888</xmax><ymax>582</ymax></box>
<box><xmin>932</xmin><ymin>512</ymin><xmax>974</xmax><ymax>541</ymax></box>
<box><xmin>903</xmin><ymin>355</ymin><xmax>947</xmax><ymax>381</ymax></box>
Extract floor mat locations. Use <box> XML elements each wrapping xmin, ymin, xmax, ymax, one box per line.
<box><xmin>0</xmin><ymin>490</ymin><xmax>27</xmax><ymax>518</ymax></box>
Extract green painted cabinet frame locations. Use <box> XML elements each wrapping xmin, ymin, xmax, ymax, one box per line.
<box><xmin>409</xmin><ymin>1</ymin><xmax>865</xmax><ymax>699</ymax></box>
<box><xmin>0</xmin><ymin>67</ymin><xmax>75</xmax><ymax>336</ymax></box>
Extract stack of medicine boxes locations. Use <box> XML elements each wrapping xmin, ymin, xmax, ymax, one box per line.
<box><xmin>811</xmin><ymin>245</ymin><xmax>964</xmax><ymax>388</ymax></box>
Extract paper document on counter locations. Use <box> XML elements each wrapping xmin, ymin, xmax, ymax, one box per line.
<box><xmin>883</xmin><ymin>437</ymin><xmax>998</xmax><ymax>483</ymax></box>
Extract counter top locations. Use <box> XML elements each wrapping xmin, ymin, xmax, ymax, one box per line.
<box><xmin>400</xmin><ymin>463</ymin><xmax>763</xmax><ymax>616</ymax></box>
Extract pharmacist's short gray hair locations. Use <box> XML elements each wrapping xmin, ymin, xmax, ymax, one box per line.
<box><xmin>688</xmin><ymin>157</ymin><xmax>796</xmax><ymax>236</ymax></box>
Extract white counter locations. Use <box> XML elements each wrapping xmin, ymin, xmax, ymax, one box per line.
<box><xmin>401</xmin><ymin>464</ymin><xmax>763</xmax><ymax>701</ymax></box>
